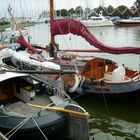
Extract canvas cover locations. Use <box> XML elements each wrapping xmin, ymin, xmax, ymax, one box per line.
<box><xmin>51</xmin><ymin>19</ymin><xmax>140</xmax><ymax>54</ymax></box>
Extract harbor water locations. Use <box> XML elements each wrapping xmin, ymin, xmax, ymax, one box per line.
<box><xmin>4</xmin><ymin>23</ymin><xmax>140</xmax><ymax>140</ymax></box>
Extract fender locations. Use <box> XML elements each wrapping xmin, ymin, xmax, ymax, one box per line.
<box><xmin>68</xmin><ymin>74</ymin><xmax>81</xmax><ymax>93</ymax></box>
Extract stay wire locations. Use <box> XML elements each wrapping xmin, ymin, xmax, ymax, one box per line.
<box><xmin>5</xmin><ymin>115</ymin><xmax>32</xmax><ymax>138</ymax></box>
<box><xmin>31</xmin><ymin>116</ymin><xmax>48</xmax><ymax>140</ymax></box>
<box><xmin>101</xmin><ymin>93</ymin><xmax>119</xmax><ymax>140</ymax></box>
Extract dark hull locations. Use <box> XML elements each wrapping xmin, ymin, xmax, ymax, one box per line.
<box><xmin>81</xmin><ymin>79</ymin><xmax>140</xmax><ymax>96</ymax></box>
<box><xmin>52</xmin><ymin>58</ymin><xmax>140</xmax><ymax>98</ymax></box>
<box><xmin>118</xmin><ymin>21</ymin><xmax>140</xmax><ymax>26</ymax></box>
<box><xmin>0</xmin><ymin>110</ymin><xmax>67</xmax><ymax>139</ymax></box>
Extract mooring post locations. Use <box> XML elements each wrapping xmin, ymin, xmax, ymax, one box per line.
<box><xmin>60</xmin><ymin>104</ymin><xmax>89</xmax><ymax>140</ymax></box>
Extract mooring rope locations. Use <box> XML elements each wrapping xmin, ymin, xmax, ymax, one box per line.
<box><xmin>101</xmin><ymin>94</ymin><xmax>119</xmax><ymax>140</ymax></box>
<box><xmin>5</xmin><ymin>115</ymin><xmax>32</xmax><ymax>139</ymax></box>
<box><xmin>4</xmin><ymin>112</ymin><xmax>49</xmax><ymax>140</ymax></box>
<box><xmin>31</xmin><ymin>116</ymin><xmax>49</xmax><ymax>140</ymax></box>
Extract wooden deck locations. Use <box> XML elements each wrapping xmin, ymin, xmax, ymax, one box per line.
<box><xmin>4</xmin><ymin>94</ymin><xmax>52</xmax><ymax>117</ymax></box>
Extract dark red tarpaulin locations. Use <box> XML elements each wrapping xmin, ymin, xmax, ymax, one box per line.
<box><xmin>18</xmin><ymin>35</ymin><xmax>41</xmax><ymax>54</ymax></box>
<box><xmin>50</xmin><ymin>19</ymin><xmax>140</xmax><ymax>54</ymax></box>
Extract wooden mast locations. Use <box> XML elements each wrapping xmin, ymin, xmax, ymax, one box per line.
<box><xmin>8</xmin><ymin>5</ymin><xmax>23</xmax><ymax>36</ymax></box>
<box><xmin>50</xmin><ymin>0</ymin><xmax>54</xmax><ymax>44</ymax></box>
<box><xmin>49</xmin><ymin>0</ymin><xmax>103</xmax><ymax>54</ymax></box>
<box><xmin>49</xmin><ymin>0</ymin><xmax>55</xmax><ymax>57</ymax></box>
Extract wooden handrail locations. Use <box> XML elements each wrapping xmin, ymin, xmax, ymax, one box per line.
<box><xmin>59</xmin><ymin>49</ymin><xmax>103</xmax><ymax>53</ymax></box>
<box><xmin>27</xmin><ymin>103</ymin><xmax>89</xmax><ymax>116</ymax></box>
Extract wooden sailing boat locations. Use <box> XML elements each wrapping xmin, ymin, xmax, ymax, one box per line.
<box><xmin>47</xmin><ymin>0</ymin><xmax>140</xmax><ymax>97</ymax></box>
<box><xmin>0</xmin><ymin>5</ymin><xmax>82</xmax><ymax>95</ymax></box>
<box><xmin>0</xmin><ymin>53</ymin><xmax>89</xmax><ymax>140</ymax></box>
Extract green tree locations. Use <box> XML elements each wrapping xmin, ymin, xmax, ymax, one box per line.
<box><xmin>84</xmin><ymin>8</ymin><xmax>91</xmax><ymax>14</ymax></box>
<box><xmin>61</xmin><ymin>9</ymin><xmax>68</xmax><ymax>17</ymax></box>
<box><xmin>107</xmin><ymin>5</ymin><xmax>114</xmax><ymax>14</ymax></box>
<box><xmin>75</xmin><ymin>6</ymin><xmax>83</xmax><ymax>16</ymax></box>
<box><xmin>56</xmin><ymin>10</ymin><xmax>61</xmax><ymax>17</ymax></box>
<box><xmin>68</xmin><ymin>8</ymin><xmax>75</xmax><ymax>16</ymax></box>
<box><xmin>84</xmin><ymin>8</ymin><xmax>91</xmax><ymax>18</ymax></box>
<box><xmin>134</xmin><ymin>0</ymin><xmax>140</xmax><ymax>8</ymax></box>
<box><xmin>117</xmin><ymin>5</ymin><xmax>128</xmax><ymax>13</ymax></box>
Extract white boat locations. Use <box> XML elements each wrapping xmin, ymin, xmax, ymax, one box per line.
<box><xmin>0</xmin><ymin>28</ymin><xmax>29</xmax><ymax>45</ymax></box>
<box><xmin>36</xmin><ymin>18</ymin><xmax>46</xmax><ymax>23</ymax></box>
<box><xmin>81</xmin><ymin>15</ymin><xmax>114</xmax><ymax>27</ymax></box>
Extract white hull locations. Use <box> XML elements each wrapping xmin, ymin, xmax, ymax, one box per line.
<box><xmin>81</xmin><ymin>15</ymin><xmax>114</xmax><ymax>27</ymax></box>
<box><xmin>117</xmin><ymin>18</ymin><xmax>140</xmax><ymax>26</ymax></box>
<box><xmin>0</xmin><ymin>47</ymin><xmax>61</xmax><ymax>70</ymax></box>
<box><xmin>81</xmin><ymin>19</ymin><xmax>114</xmax><ymax>27</ymax></box>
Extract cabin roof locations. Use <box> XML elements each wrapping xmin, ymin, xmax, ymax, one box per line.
<box><xmin>111</xmin><ymin>9</ymin><xmax>122</xmax><ymax>17</ymax></box>
<box><xmin>95</xmin><ymin>6</ymin><xmax>110</xmax><ymax>16</ymax></box>
<box><xmin>0</xmin><ymin>70</ymin><xmax>28</xmax><ymax>82</ymax></box>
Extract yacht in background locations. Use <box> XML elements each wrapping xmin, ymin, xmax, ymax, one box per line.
<box><xmin>36</xmin><ymin>17</ymin><xmax>46</xmax><ymax>23</ymax></box>
<box><xmin>117</xmin><ymin>17</ymin><xmax>140</xmax><ymax>26</ymax></box>
<box><xmin>110</xmin><ymin>16</ymin><xmax>121</xmax><ymax>25</ymax></box>
<box><xmin>81</xmin><ymin>14</ymin><xmax>114</xmax><ymax>27</ymax></box>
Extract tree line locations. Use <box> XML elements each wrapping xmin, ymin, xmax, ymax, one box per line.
<box><xmin>54</xmin><ymin>0</ymin><xmax>140</xmax><ymax>17</ymax></box>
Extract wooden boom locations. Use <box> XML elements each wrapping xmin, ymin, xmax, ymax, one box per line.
<box><xmin>28</xmin><ymin>103</ymin><xmax>89</xmax><ymax>116</ymax></box>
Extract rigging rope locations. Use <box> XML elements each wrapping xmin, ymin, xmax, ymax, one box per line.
<box><xmin>101</xmin><ymin>94</ymin><xmax>119</xmax><ymax>140</ymax></box>
<box><xmin>31</xmin><ymin>116</ymin><xmax>48</xmax><ymax>140</ymax></box>
<box><xmin>4</xmin><ymin>112</ymin><xmax>49</xmax><ymax>140</ymax></box>
<box><xmin>5</xmin><ymin>115</ymin><xmax>32</xmax><ymax>138</ymax></box>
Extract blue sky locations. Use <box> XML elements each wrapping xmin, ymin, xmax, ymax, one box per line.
<box><xmin>0</xmin><ymin>0</ymin><xmax>136</xmax><ymax>17</ymax></box>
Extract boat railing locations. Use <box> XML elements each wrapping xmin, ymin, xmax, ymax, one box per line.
<box><xmin>130</xmin><ymin>72</ymin><xmax>140</xmax><ymax>82</ymax></box>
<box><xmin>103</xmin><ymin>71</ymin><xmax>140</xmax><ymax>83</ymax></box>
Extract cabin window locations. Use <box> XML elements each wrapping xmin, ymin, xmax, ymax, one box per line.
<box><xmin>14</xmin><ymin>78</ymin><xmax>34</xmax><ymax>91</ymax></box>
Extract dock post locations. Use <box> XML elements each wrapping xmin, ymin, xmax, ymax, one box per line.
<box><xmin>61</xmin><ymin>104</ymin><xmax>89</xmax><ymax>140</ymax></box>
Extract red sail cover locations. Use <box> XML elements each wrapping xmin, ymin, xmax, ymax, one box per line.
<box><xmin>18</xmin><ymin>35</ymin><xmax>41</xmax><ymax>54</ymax></box>
<box><xmin>51</xmin><ymin>19</ymin><xmax>140</xmax><ymax>54</ymax></box>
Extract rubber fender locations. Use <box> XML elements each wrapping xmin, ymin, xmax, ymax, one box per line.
<box><xmin>68</xmin><ymin>74</ymin><xmax>80</xmax><ymax>93</ymax></box>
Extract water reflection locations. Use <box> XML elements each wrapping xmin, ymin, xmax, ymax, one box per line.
<box><xmin>90</xmin><ymin>115</ymin><xmax>140</xmax><ymax>140</ymax></box>
<box><xmin>76</xmin><ymin>94</ymin><xmax>140</xmax><ymax>140</ymax></box>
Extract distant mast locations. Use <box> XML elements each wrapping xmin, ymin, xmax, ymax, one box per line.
<box><xmin>99</xmin><ymin>0</ymin><xmax>104</xmax><ymax>7</ymax></box>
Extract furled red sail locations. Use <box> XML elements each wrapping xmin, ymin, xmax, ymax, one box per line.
<box><xmin>51</xmin><ymin>19</ymin><xmax>140</xmax><ymax>54</ymax></box>
<box><xmin>18</xmin><ymin>35</ymin><xmax>41</xmax><ymax>54</ymax></box>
